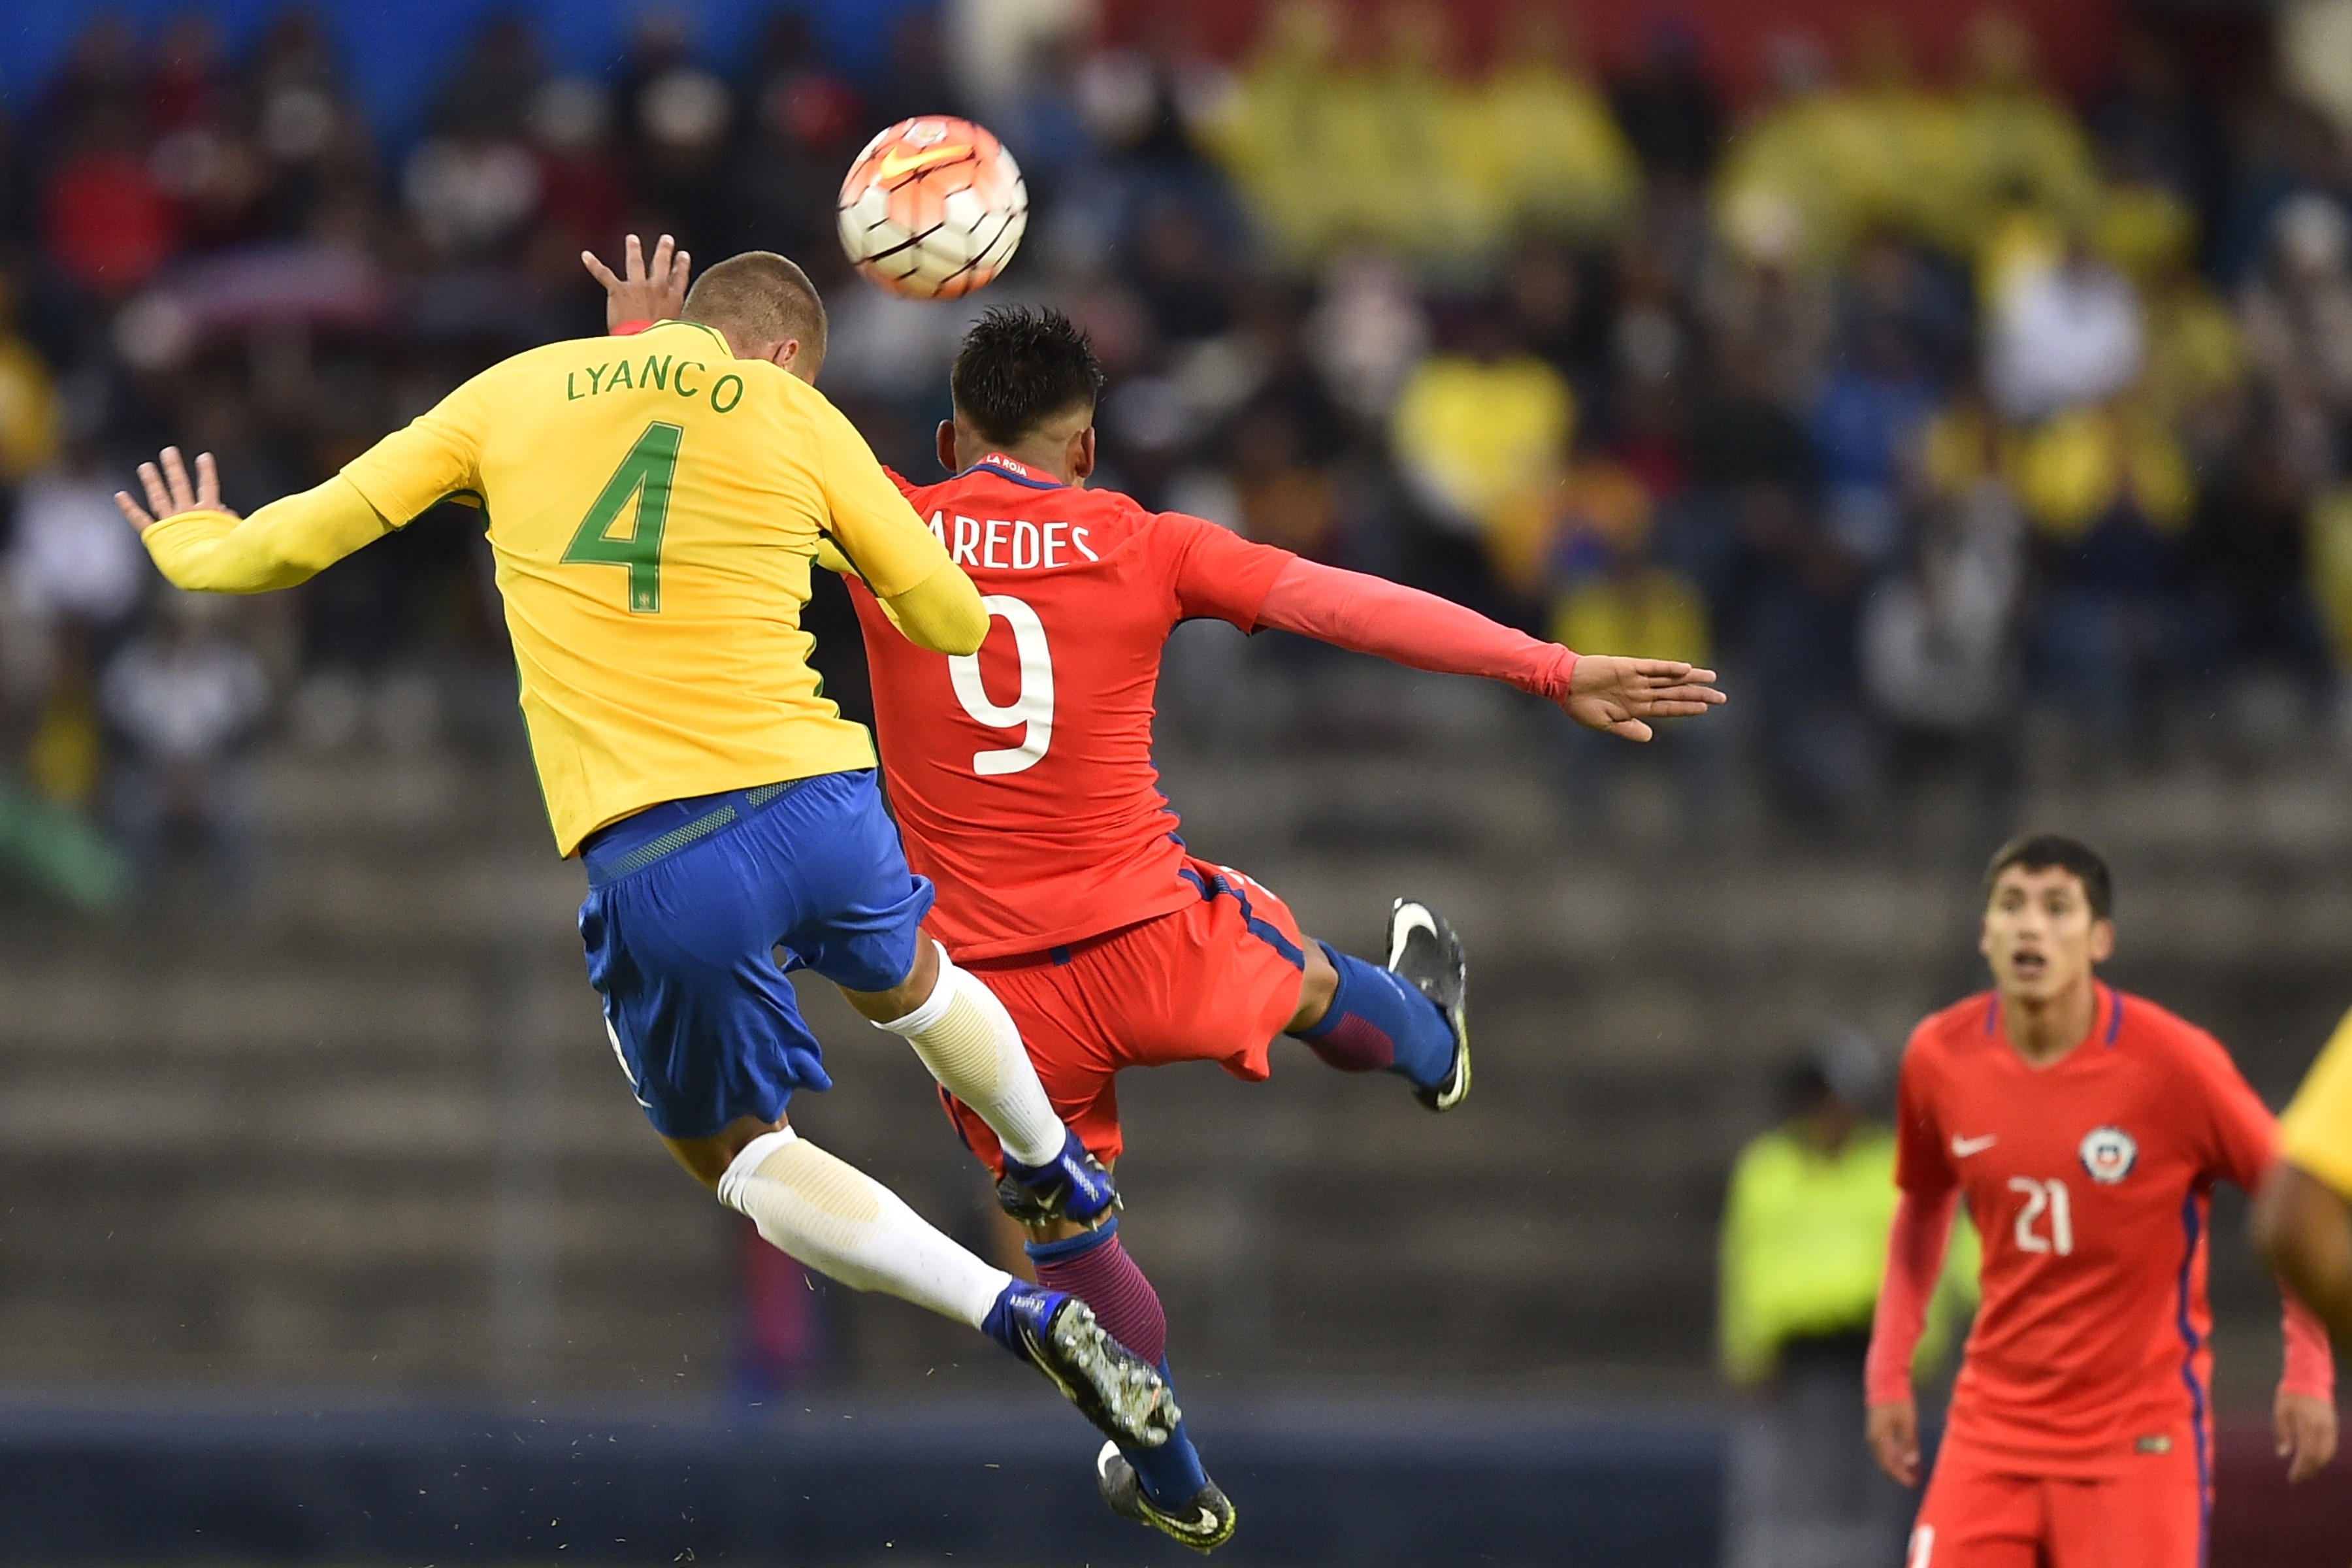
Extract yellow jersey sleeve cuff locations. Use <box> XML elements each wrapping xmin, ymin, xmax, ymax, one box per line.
<box><xmin>883</xmin><ymin>561</ymin><xmax>988</xmax><ymax>655</ymax></box>
<box><xmin>139</xmin><ymin>509</ymin><xmax>243</xmax><ymax>584</ymax></box>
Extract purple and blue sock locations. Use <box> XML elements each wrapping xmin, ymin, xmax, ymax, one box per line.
<box><xmin>1028</xmin><ymin>1220</ymin><xmax>1208</xmax><ymax>1509</ymax></box>
<box><xmin>1290</xmin><ymin>941</ymin><xmax>1456</xmax><ymax>1088</ymax></box>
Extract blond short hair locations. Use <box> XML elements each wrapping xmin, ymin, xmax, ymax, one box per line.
<box><xmin>683</xmin><ymin>251</ymin><xmax>828</xmax><ymax>366</ymax></box>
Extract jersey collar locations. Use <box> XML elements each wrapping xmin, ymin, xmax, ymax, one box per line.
<box><xmin>1984</xmin><ymin>983</ymin><xmax>2122</xmax><ymax>1060</ymax></box>
<box><xmin>958</xmin><ymin>452</ymin><xmax>1066</xmax><ymax>491</ymax></box>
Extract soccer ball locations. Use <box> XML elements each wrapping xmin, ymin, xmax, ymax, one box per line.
<box><xmin>838</xmin><ymin>117</ymin><xmax>1027</xmax><ymax>301</ymax></box>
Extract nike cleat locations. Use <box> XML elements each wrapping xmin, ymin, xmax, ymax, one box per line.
<box><xmin>1386</xmin><ymin>898</ymin><xmax>1469</xmax><ymax>1112</ymax></box>
<box><xmin>997</xmin><ymin>1127</ymin><xmax>1120</xmax><ymax>1226</ymax></box>
<box><xmin>987</xmin><ymin>1283</ymin><xmax>1178</xmax><ymax>1448</ymax></box>
<box><xmin>1097</xmin><ymin>1441</ymin><xmax>1237</xmax><ymax>1554</ymax></box>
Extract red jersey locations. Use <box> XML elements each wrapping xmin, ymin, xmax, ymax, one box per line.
<box><xmin>843</xmin><ymin>455</ymin><xmax>1292</xmax><ymax>959</ymax></box>
<box><xmin>1889</xmin><ymin>985</ymin><xmax>2331</xmax><ymax>1478</ymax></box>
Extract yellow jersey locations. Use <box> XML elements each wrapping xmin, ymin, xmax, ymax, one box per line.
<box><xmin>2281</xmin><ymin>1006</ymin><xmax>2352</xmax><ymax>1200</ymax></box>
<box><xmin>146</xmin><ymin>321</ymin><xmax>960</xmax><ymax>855</ymax></box>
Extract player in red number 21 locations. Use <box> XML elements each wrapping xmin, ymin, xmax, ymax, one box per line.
<box><xmin>1867</xmin><ymin>834</ymin><xmax>2336</xmax><ymax>1568</ymax></box>
<box><xmin>590</xmin><ymin>237</ymin><xmax>1726</xmax><ymax>1552</ymax></box>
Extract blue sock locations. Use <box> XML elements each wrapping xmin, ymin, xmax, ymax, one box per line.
<box><xmin>1025</xmin><ymin>1226</ymin><xmax>1208</xmax><ymax>1509</ymax></box>
<box><xmin>1290</xmin><ymin>941</ymin><xmax>1456</xmax><ymax>1088</ymax></box>
<box><xmin>1125</xmin><ymin>1364</ymin><xmax>1208</xmax><ymax>1508</ymax></box>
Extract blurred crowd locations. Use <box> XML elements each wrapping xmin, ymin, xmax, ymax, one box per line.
<box><xmin>3</xmin><ymin>3</ymin><xmax>2352</xmax><ymax>900</ymax></box>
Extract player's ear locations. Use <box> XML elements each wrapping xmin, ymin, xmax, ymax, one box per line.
<box><xmin>1977</xmin><ymin>914</ymin><xmax>1995</xmax><ymax>962</ymax></box>
<box><xmin>2089</xmin><ymin>918</ymin><xmax>2115</xmax><ymax>965</ymax></box>
<box><xmin>1068</xmin><ymin>426</ymin><xmax>1096</xmax><ymax>485</ymax></box>
<box><xmin>935</xmin><ymin>421</ymin><xmax>959</xmax><ymax>476</ymax></box>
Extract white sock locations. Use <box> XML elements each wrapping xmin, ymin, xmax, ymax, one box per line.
<box><xmin>717</xmin><ymin>1127</ymin><xmax>1011</xmax><ymax>1328</ymax></box>
<box><xmin>874</xmin><ymin>944</ymin><xmax>1066</xmax><ymax>1168</ymax></box>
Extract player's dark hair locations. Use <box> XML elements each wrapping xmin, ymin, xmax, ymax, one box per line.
<box><xmin>1982</xmin><ymin>833</ymin><xmax>2114</xmax><ymax>921</ymax></box>
<box><xmin>684</xmin><ymin>251</ymin><xmax>828</xmax><ymax>368</ymax></box>
<box><xmin>950</xmin><ymin>306</ymin><xmax>1105</xmax><ymax>447</ymax></box>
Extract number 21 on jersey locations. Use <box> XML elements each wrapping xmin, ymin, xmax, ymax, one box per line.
<box><xmin>2008</xmin><ymin>1175</ymin><xmax>2073</xmax><ymax>1256</ymax></box>
<box><xmin>949</xmin><ymin>594</ymin><xmax>1053</xmax><ymax>776</ymax></box>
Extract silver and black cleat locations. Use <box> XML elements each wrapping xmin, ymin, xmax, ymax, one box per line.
<box><xmin>1096</xmin><ymin>1440</ymin><xmax>1237</xmax><ymax>1554</ymax></box>
<box><xmin>999</xmin><ymin>1288</ymin><xmax>1178</xmax><ymax>1449</ymax></box>
<box><xmin>1386</xmin><ymin>897</ymin><xmax>1469</xmax><ymax>1112</ymax></box>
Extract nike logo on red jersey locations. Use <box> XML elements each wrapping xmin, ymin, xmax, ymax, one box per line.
<box><xmin>1952</xmin><ymin>1134</ymin><xmax>1999</xmax><ymax>1157</ymax></box>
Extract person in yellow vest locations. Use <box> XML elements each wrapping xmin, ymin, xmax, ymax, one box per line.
<box><xmin>1719</xmin><ymin>1032</ymin><xmax>1977</xmax><ymax>1568</ymax></box>
<box><xmin>2255</xmin><ymin>1005</ymin><xmax>2352</xmax><ymax>1345</ymax></box>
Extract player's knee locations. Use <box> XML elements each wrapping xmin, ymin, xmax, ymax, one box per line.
<box><xmin>1286</xmin><ymin>938</ymin><xmax>1339</xmax><ymax>1034</ymax></box>
<box><xmin>662</xmin><ymin>1112</ymin><xmax>788</xmax><ymax>1192</ymax></box>
<box><xmin>838</xmin><ymin>935</ymin><xmax>941</xmax><ymax>1022</ymax></box>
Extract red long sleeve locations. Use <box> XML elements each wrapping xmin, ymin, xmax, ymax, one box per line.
<box><xmin>2282</xmin><ymin>1284</ymin><xmax>2336</xmax><ymax>1399</ymax></box>
<box><xmin>1867</xmin><ymin>1187</ymin><xmax>1957</xmax><ymax>1405</ymax></box>
<box><xmin>1252</xmin><ymin>557</ymin><xmax>1576</xmax><ymax>701</ymax></box>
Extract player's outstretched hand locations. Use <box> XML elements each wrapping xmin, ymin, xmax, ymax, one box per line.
<box><xmin>2276</xmin><ymin>1388</ymin><xmax>2338</xmax><ymax>1482</ymax></box>
<box><xmin>114</xmin><ymin>446</ymin><xmax>236</xmax><ymax>532</ymax></box>
<box><xmin>1866</xmin><ymin>1398</ymin><xmax>1921</xmax><ymax>1488</ymax></box>
<box><xmin>583</xmin><ymin>233</ymin><xmax>691</xmax><ymax>331</ymax></box>
<box><xmin>1561</xmin><ymin>654</ymin><xmax>1726</xmax><ymax>743</ymax></box>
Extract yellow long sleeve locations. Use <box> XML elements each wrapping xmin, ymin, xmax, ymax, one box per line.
<box><xmin>139</xmin><ymin>474</ymin><xmax>393</xmax><ymax>593</ymax></box>
<box><xmin>817</xmin><ymin>540</ymin><xmax>988</xmax><ymax>656</ymax></box>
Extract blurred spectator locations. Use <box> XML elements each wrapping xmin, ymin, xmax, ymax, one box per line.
<box><xmin>2010</xmin><ymin>399</ymin><xmax>2193</xmax><ymax>741</ymax></box>
<box><xmin>2238</xmin><ymin>195</ymin><xmax>2352</xmax><ymax>472</ymax></box>
<box><xmin>11</xmin><ymin>446</ymin><xmax>146</xmax><ymax>648</ymax></box>
<box><xmin>1985</xmin><ymin>238</ymin><xmax>2144</xmax><ymax>421</ymax></box>
<box><xmin>728</xmin><ymin>14</ymin><xmax>862</xmax><ymax>260</ymax></box>
<box><xmin>1860</xmin><ymin>417</ymin><xmax>2025</xmax><ymax>820</ymax></box>
<box><xmin>2084</xmin><ymin>25</ymin><xmax>2226</xmax><ymax>225</ymax></box>
<box><xmin>431</xmin><ymin>16</ymin><xmax>538</xmax><ymax>142</ymax></box>
<box><xmin>1700</xmin><ymin>212</ymin><xmax>1831</xmax><ymax>414</ymax></box>
<box><xmin>2180</xmin><ymin>424</ymin><xmax>2332</xmax><ymax>693</ymax></box>
<box><xmin>1608</xmin><ymin>22</ymin><xmax>1720</xmax><ymax>186</ymax></box>
<box><xmin>101</xmin><ymin>589</ymin><xmax>267</xmax><ymax>898</ymax></box>
<box><xmin>12</xmin><ymin>444</ymin><xmax>148</xmax><ymax>808</ymax></box>
<box><xmin>617</xmin><ymin>16</ymin><xmax>733</xmax><ymax>249</ymax></box>
<box><xmin>1308</xmin><ymin>249</ymin><xmax>1427</xmax><ymax>423</ymax></box>
<box><xmin>1718</xmin><ymin>1036</ymin><xmax>1977</xmax><ymax>1568</ymax></box>
<box><xmin>1475</xmin><ymin>5</ymin><xmax>1637</xmax><ymax>244</ymax></box>
<box><xmin>1806</xmin><ymin>314</ymin><xmax>1935</xmax><ymax>568</ymax></box>
<box><xmin>404</xmin><ymin>126</ymin><xmax>540</xmax><ymax>261</ymax></box>
<box><xmin>1389</xmin><ymin>312</ymin><xmax>1573</xmax><ymax>546</ymax></box>
<box><xmin>528</xmin><ymin>79</ymin><xmax>627</xmax><ymax>258</ymax></box>
<box><xmin>1518</xmin><ymin>438</ymin><xmax>1720</xmax><ymax>832</ymax></box>
<box><xmin>42</xmin><ymin>105</ymin><xmax>179</xmax><ymax>297</ymax></box>
<box><xmin>1212</xmin><ymin>0</ymin><xmax>1631</xmax><ymax>275</ymax></box>
<box><xmin>0</xmin><ymin>276</ymin><xmax>62</xmax><ymax>483</ymax></box>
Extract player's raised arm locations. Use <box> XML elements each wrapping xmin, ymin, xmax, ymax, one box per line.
<box><xmin>123</xmin><ymin>369</ymin><xmax>491</xmax><ymax>595</ymax></box>
<box><xmin>116</xmin><ymin>447</ymin><xmax>393</xmax><ymax>593</ymax></box>
<box><xmin>1171</xmin><ymin>525</ymin><xmax>1725</xmax><ymax>742</ymax></box>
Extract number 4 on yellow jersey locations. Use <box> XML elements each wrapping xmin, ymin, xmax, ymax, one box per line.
<box><xmin>565</xmin><ymin>421</ymin><xmax>682</xmax><ymax>612</ymax></box>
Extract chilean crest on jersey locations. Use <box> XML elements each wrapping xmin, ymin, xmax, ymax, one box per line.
<box><xmin>2079</xmin><ymin>1126</ymin><xmax>2138</xmax><ymax>1184</ymax></box>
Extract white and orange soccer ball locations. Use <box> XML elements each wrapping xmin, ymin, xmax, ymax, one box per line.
<box><xmin>837</xmin><ymin>116</ymin><xmax>1027</xmax><ymax>301</ymax></box>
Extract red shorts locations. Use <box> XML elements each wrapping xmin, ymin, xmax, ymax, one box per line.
<box><xmin>941</xmin><ymin>858</ymin><xmax>1309</xmax><ymax>1170</ymax></box>
<box><xmin>1910</xmin><ymin>1444</ymin><xmax>2206</xmax><ymax>1568</ymax></box>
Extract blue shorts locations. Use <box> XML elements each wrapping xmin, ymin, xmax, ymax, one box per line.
<box><xmin>576</xmin><ymin>768</ymin><xmax>933</xmax><ymax>1140</ymax></box>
